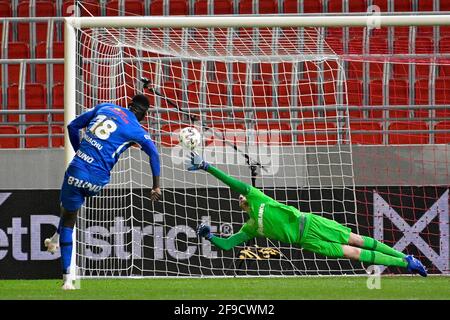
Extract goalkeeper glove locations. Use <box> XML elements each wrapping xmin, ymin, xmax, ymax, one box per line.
<box><xmin>197</xmin><ymin>223</ymin><xmax>213</xmax><ymax>240</ymax></box>
<box><xmin>187</xmin><ymin>152</ymin><xmax>209</xmax><ymax>171</ymax></box>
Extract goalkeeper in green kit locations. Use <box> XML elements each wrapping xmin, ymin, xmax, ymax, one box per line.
<box><xmin>188</xmin><ymin>153</ymin><xmax>427</xmax><ymax>277</ymax></box>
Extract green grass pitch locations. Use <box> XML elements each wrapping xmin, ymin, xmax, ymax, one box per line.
<box><xmin>0</xmin><ymin>276</ymin><xmax>448</xmax><ymax>300</ymax></box>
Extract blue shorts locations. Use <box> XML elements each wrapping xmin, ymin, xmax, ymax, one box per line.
<box><xmin>60</xmin><ymin>165</ymin><xmax>109</xmax><ymax>212</ymax></box>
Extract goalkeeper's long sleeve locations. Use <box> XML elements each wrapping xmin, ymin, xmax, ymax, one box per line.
<box><xmin>206</xmin><ymin>165</ymin><xmax>252</xmax><ymax>196</ymax></box>
<box><xmin>210</xmin><ymin>231</ymin><xmax>253</xmax><ymax>251</ymax></box>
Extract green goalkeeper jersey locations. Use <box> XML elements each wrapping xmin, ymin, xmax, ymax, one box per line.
<box><xmin>240</xmin><ymin>187</ymin><xmax>308</xmax><ymax>245</ymax></box>
<box><xmin>205</xmin><ymin>165</ymin><xmax>310</xmax><ymax>250</ymax></box>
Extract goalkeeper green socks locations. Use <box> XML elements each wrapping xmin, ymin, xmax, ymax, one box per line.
<box><xmin>359</xmin><ymin>249</ymin><xmax>408</xmax><ymax>268</ymax></box>
<box><xmin>362</xmin><ymin>236</ymin><xmax>406</xmax><ymax>259</ymax></box>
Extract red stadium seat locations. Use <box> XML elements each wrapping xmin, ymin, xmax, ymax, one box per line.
<box><xmin>5</xmin><ymin>42</ymin><xmax>31</xmax><ymax>84</ymax></box>
<box><xmin>0</xmin><ymin>126</ymin><xmax>19</xmax><ymax>148</ymax></box>
<box><xmin>414</xmin><ymin>79</ymin><xmax>431</xmax><ymax>118</ymax></box>
<box><xmin>62</xmin><ymin>0</ymin><xmax>101</xmax><ymax>16</ymax></box>
<box><xmin>348</xmin><ymin>1</ymin><xmax>368</xmax><ymax>12</ymax></box>
<box><xmin>388</xmin><ymin>122</ymin><xmax>429</xmax><ymax>145</ymax></box>
<box><xmin>283</xmin><ymin>0</ymin><xmax>323</xmax><ymax>13</ymax></box>
<box><xmin>347</xmin><ymin>60</ymin><xmax>363</xmax><ymax>79</ymax></box>
<box><xmin>388</xmin><ymin>79</ymin><xmax>410</xmax><ymax>118</ymax></box>
<box><xmin>441</xmin><ymin>1</ymin><xmax>450</xmax><ymax>11</ymax></box>
<box><xmin>418</xmin><ymin>0</ymin><xmax>434</xmax><ymax>11</ymax></box>
<box><xmin>435</xmin><ymin>122</ymin><xmax>450</xmax><ymax>144</ymax></box>
<box><xmin>393</xmin><ymin>62</ymin><xmax>430</xmax><ymax>79</ymax></box>
<box><xmin>326</xmin><ymin>0</ymin><xmax>344</xmax><ymax>12</ymax></box>
<box><xmin>369</xmin><ymin>37</ymin><xmax>388</xmax><ymax>54</ymax></box>
<box><xmin>17</xmin><ymin>1</ymin><xmax>56</xmax><ymax>43</ymax></box>
<box><xmin>52</xmin><ymin>83</ymin><xmax>64</xmax><ymax>122</ymax></box>
<box><xmin>194</xmin><ymin>0</ymin><xmax>233</xmax><ymax>14</ymax></box>
<box><xmin>368</xmin><ymin>80</ymin><xmax>383</xmax><ymax>118</ymax></box>
<box><xmin>394</xmin><ymin>36</ymin><xmax>434</xmax><ymax>54</ymax></box>
<box><xmin>278</xmin><ymin>80</ymin><xmax>317</xmax><ymax>119</ymax></box>
<box><xmin>152</xmin><ymin>82</ymin><xmax>183</xmax><ymax>121</ymax></box>
<box><xmin>232</xmin><ymin>81</ymin><xmax>273</xmax><ymax>119</ymax></box>
<box><xmin>167</xmin><ymin>61</ymin><xmax>202</xmax><ymax>82</ymax></box>
<box><xmin>369</xmin><ymin>79</ymin><xmax>410</xmax><ymax>118</ymax></box>
<box><xmin>439</xmin><ymin>37</ymin><xmax>450</xmax><ymax>53</ymax></box>
<box><xmin>394</xmin><ymin>0</ymin><xmax>413</xmax><ymax>11</ymax></box>
<box><xmin>106</xmin><ymin>0</ymin><xmax>144</xmax><ymax>16</ymax></box>
<box><xmin>348</xmin><ymin>37</ymin><xmax>364</xmax><ymax>54</ymax></box>
<box><xmin>325</xmin><ymin>36</ymin><xmax>344</xmax><ymax>54</ymax></box>
<box><xmin>346</xmin><ymin>79</ymin><xmax>364</xmax><ymax>118</ymax></box>
<box><xmin>297</xmin><ymin>122</ymin><xmax>337</xmax><ymax>145</ymax></box>
<box><xmin>349</xmin><ymin>122</ymin><xmax>383</xmax><ymax>145</ymax></box>
<box><xmin>322</xmin><ymin>81</ymin><xmax>338</xmax><ymax>118</ymax></box>
<box><xmin>25</xmin><ymin>125</ymin><xmax>64</xmax><ymax>148</ymax></box>
<box><xmin>187</xmin><ymin>82</ymin><xmax>229</xmax><ymax>120</ymax></box>
<box><xmin>434</xmin><ymin>78</ymin><xmax>450</xmax><ymax>117</ymax></box>
<box><xmin>150</xmin><ymin>0</ymin><xmax>188</xmax><ymax>15</ymax></box>
<box><xmin>0</xmin><ymin>1</ymin><xmax>11</xmax><ymax>17</ymax></box>
<box><xmin>35</xmin><ymin>42</ymin><xmax>65</xmax><ymax>84</ymax></box>
<box><xmin>328</xmin><ymin>0</ymin><xmax>368</xmax><ymax>13</ymax></box>
<box><xmin>7</xmin><ymin>84</ymin><xmax>48</xmax><ymax>123</ymax></box>
<box><xmin>255</xmin><ymin>123</ymin><xmax>292</xmax><ymax>145</ymax></box>
<box><xmin>6</xmin><ymin>85</ymin><xmax>19</xmax><ymax>123</ymax></box>
<box><xmin>369</xmin><ymin>61</ymin><xmax>385</xmax><ymax>79</ymax></box>
<box><xmin>238</xmin><ymin>0</ymin><xmax>277</xmax><ymax>14</ymax></box>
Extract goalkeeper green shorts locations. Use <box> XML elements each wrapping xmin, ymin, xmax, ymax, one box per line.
<box><xmin>300</xmin><ymin>213</ymin><xmax>352</xmax><ymax>258</ymax></box>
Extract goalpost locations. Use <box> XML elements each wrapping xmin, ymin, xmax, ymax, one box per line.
<box><xmin>64</xmin><ymin>15</ymin><xmax>450</xmax><ymax>278</ymax></box>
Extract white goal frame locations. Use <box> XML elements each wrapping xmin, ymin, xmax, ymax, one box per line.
<box><xmin>63</xmin><ymin>14</ymin><xmax>450</xmax><ymax>279</ymax></box>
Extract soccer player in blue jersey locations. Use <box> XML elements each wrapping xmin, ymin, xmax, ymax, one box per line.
<box><xmin>44</xmin><ymin>94</ymin><xmax>161</xmax><ymax>290</ymax></box>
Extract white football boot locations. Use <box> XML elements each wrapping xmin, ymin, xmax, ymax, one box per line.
<box><xmin>62</xmin><ymin>275</ymin><xmax>77</xmax><ymax>290</ymax></box>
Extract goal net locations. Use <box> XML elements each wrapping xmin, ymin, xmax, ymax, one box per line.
<box><xmin>67</xmin><ymin>17</ymin><xmax>449</xmax><ymax>277</ymax></box>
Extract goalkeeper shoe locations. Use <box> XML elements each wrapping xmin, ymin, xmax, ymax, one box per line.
<box><xmin>44</xmin><ymin>238</ymin><xmax>59</xmax><ymax>255</ymax></box>
<box><xmin>405</xmin><ymin>255</ymin><xmax>427</xmax><ymax>277</ymax></box>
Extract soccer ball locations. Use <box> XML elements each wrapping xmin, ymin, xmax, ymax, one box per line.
<box><xmin>178</xmin><ymin>127</ymin><xmax>202</xmax><ymax>150</ymax></box>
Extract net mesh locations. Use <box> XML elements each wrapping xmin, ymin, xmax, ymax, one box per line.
<box><xmin>74</xmin><ymin>25</ymin><xmax>365</xmax><ymax>277</ymax></box>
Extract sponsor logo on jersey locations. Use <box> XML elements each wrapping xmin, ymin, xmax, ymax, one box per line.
<box><xmin>67</xmin><ymin>175</ymin><xmax>103</xmax><ymax>192</ymax></box>
<box><xmin>84</xmin><ymin>135</ymin><xmax>103</xmax><ymax>150</ymax></box>
<box><xmin>76</xmin><ymin>149</ymin><xmax>94</xmax><ymax>164</ymax></box>
<box><xmin>111</xmin><ymin>107</ymin><xmax>129</xmax><ymax>124</ymax></box>
<box><xmin>257</xmin><ymin>203</ymin><xmax>265</xmax><ymax>235</ymax></box>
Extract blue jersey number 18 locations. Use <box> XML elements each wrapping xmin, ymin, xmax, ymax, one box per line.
<box><xmin>89</xmin><ymin>115</ymin><xmax>117</xmax><ymax>140</ymax></box>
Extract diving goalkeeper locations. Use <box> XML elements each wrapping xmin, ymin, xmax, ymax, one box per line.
<box><xmin>188</xmin><ymin>154</ymin><xmax>427</xmax><ymax>277</ymax></box>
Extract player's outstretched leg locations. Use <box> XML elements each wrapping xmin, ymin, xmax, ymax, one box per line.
<box><xmin>343</xmin><ymin>245</ymin><xmax>427</xmax><ymax>277</ymax></box>
<box><xmin>347</xmin><ymin>233</ymin><xmax>427</xmax><ymax>277</ymax></box>
<box><xmin>348</xmin><ymin>233</ymin><xmax>405</xmax><ymax>258</ymax></box>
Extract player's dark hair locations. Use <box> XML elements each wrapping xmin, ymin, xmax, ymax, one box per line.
<box><xmin>128</xmin><ymin>94</ymin><xmax>150</xmax><ymax>122</ymax></box>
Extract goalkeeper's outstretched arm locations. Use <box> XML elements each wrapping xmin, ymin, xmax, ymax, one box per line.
<box><xmin>197</xmin><ymin>223</ymin><xmax>254</xmax><ymax>250</ymax></box>
<box><xmin>189</xmin><ymin>154</ymin><xmax>252</xmax><ymax>196</ymax></box>
<box><xmin>207</xmin><ymin>165</ymin><xmax>252</xmax><ymax>196</ymax></box>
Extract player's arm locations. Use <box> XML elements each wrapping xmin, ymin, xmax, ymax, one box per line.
<box><xmin>137</xmin><ymin>132</ymin><xmax>161</xmax><ymax>200</ymax></box>
<box><xmin>197</xmin><ymin>223</ymin><xmax>254</xmax><ymax>251</ymax></box>
<box><xmin>67</xmin><ymin>104</ymin><xmax>104</xmax><ymax>152</ymax></box>
<box><xmin>188</xmin><ymin>153</ymin><xmax>251</xmax><ymax>196</ymax></box>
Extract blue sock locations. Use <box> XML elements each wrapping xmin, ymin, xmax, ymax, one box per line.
<box><xmin>59</xmin><ymin>226</ymin><xmax>73</xmax><ymax>274</ymax></box>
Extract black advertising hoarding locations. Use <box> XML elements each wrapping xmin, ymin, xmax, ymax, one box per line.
<box><xmin>0</xmin><ymin>190</ymin><xmax>61</xmax><ymax>279</ymax></box>
<box><xmin>0</xmin><ymin>187</ymin><xmax>448</xmax><ymax>279</ymax></box>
